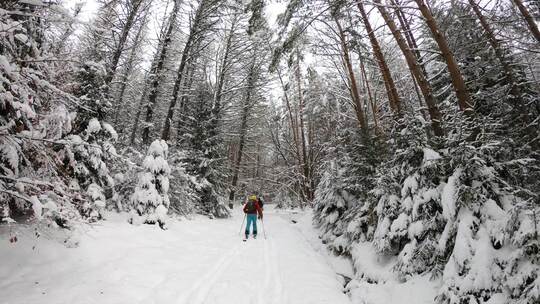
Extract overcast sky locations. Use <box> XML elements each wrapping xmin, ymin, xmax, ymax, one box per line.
<box><xmin>64</xmin><ymin>0</ymin><xmax>286</xmax><ymax>24</ymax></box>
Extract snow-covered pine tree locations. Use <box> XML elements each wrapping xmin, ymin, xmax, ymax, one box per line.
<box><xmin>340</xmin><ymin>130</ymin><xmax>385</xmax><ymax>253</ymax></box>
<box><xmin>130</xmin><ymin>139</ymin><xmax>170</xmax><ymax>229</ymax></box>
<box><xmin>64</xmin><ymin>117</ymin><xmax>118</xmax><ymax>221</ymax></box>
<box><xmin>0</xmin><ymin>2</ymin><xmax>82</xmax><ymax>226</ymax></box>
<box><xmin>54</xmin><ymin>2</ymin><xmax>126</xmax><ymax>221</ymax></box>
<box><xmin>313</xmin><ymin>155</ymin><xmax>349</xmax><ymax>254</ymax></box>
<box><xmin>167</xmin><ymin>150</ymin><xmax>199</xmax><ymax>216</ymax></box>
<box><xmin>179</xmin><ymin>84</ymin><xmax>229</xmax><ymax>219</ymax></box>
<box><xmin>361</xmin><ymin>109</ymin><xmax>539</xmax><ymax>303</ymax></box>
<box><xmin>435</xmin><ymin>113</ymin><xmax>539</xmax><ymax>304</ymax></box>
<box><xmin>370</xmin><ymin>115</ymin><xmax>447</xmax><ymax>277</ymax></box>
<box><xmin>109</xmin><ymin>146</ymin><xmax>143</xmax><ymax>211</ymax></box>
<box><xmin>313</xmin><ymin>125</ymin><xmax>380</xmax><ymax>253</ymax></box>
<box><xmin>62</xmin><ymin>57</ymin><xmax>117</xmax><ymax>221</ymax></box>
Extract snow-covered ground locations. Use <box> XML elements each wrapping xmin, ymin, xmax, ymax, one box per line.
<box><xmin>276</xmin><ymin>209</ymin><xmax>439</xmax><ymax>304</ymax></box>
<box><xmin>0</xmin><ymin>206</ymin><xmax>351</xmax><ymax>304</ymax></box>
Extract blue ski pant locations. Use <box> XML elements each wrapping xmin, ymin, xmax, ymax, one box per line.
<box><xmin>245</xmin><ymin>214</ymin><xmax>258</xmax><ymax>235</ymax></box>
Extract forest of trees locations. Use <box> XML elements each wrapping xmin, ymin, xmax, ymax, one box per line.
<box><xmin>0</xmin><ymin>0</ymin><xmax>538</xmax><ymax>303</ymax></box>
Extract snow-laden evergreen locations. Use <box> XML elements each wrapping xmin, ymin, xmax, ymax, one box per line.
<box><xmin>65</xmin><ymin>118</ymin><xmax>118</xmax><ymax>221</ymax></box>
<box><xmin>0</xmin><ymin>4</ymin><xmax>115</xmax><ymax>227</ymax></box>
<box><xmin>129</xmin><ymin>140</ymin><xmax>170</xmax><ymax>229</ymax></box>
<box><xmin>179</xmin><ymin>85</ymin><xmax>230</xmax><ymax>219</ymax></box>
<box><xmin>434</xmin><ymin>120</ymin><xmax>539</xmax><ymax>303</ymax></box>
<box><xmin>314</xmin><ymin>113</ymin><xmax>539</xmax><ymax>304</ymax></box>
<box><xmin>313</xmin><ymin>159</ymin><xmax>349</xmax><ymax>254</ymax></box>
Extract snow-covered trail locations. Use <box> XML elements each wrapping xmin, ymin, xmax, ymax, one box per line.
<box><xmin>0</xmin><ymin>207</ymin><xmax>351</xmax><ymax>304</ymax></box>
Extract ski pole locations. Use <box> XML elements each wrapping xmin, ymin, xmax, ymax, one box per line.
<box><xmin>261</xmin><ymin>217</ymin><xmax>267</xmax><ymax>239</ymax></box>
<box><xmin>238</xmin><ymin>213</ymin><xmax>246</xmax><ymax>236</ymax></box>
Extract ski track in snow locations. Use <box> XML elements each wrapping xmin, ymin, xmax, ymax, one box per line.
<box><xmin>268</xmin><ymin>238</ymin><xmax>287</xmax><ymax>304</ymax></box>
<box><xmin>0</xmin><ymin>207</ymin><xmax>351</xmax><ymax>304</ymax></box>
<box><xmin>175</xmin><ymin>243</ymin><xmax>244</xmax><ymax>304</ymax></box>
<box><xmin>176</xmin><ymin>219</ymin><xmax>289</xmax><ymax>304</ymax></box>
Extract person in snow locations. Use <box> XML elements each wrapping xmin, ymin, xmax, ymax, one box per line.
<box><xmin>243</xmin><ymin>195</ymin><xmax>263</xmax><ymax>239</ymax></box>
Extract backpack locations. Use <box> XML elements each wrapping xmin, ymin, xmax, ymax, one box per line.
<box><xmin>245</xmin><ymin>200</ymin><xmax>257</xmax><ymax>213</ymax></box>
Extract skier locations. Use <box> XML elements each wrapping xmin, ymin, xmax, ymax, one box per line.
<box><xmin>243</xmin><ymin>195</ymin><xmax>263</xmax><ymax>239</ymax></box>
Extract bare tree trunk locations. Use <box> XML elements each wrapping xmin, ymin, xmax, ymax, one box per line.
<box><xmin>276</xmin><ymin>57</ymin><xmax>304</xmax><ymax>202</ymax></box>
<box><xmin>229</xmin><ymin>61</ymin><xmax>257</xmax><ymax>202</ymax></box>
<box><xmin>276</xmin><ymin>66</ymin><xmax>302</xmax><ymax>166</ymax></box>
<box><xmin>141</xmin><ymin>0</ymin><xmax>180</xmax><ymax>144</ymax></box>
<box><xmin>176</xmin><ymin>61</ymin><xmax>196</xmax><ymax>141</ymax></box>
<box><xmin>412</xmin><ymin>0</ymin><xmax>473</xmax><ymax>112</ymax></box>
<box><xmin>105</xmin><ymin>0</ymin><xmax>144</xmax><ymax>85</ymax></box>
<box><xmin>374</xmin><ymin>0</ymin><xmax>444</xmax><ymax>136</ymax></box>
<box><xmin>129</xmin><ymin>84</ymin><xmax>148</xmax><ymax>145</ymax></box>
<box><xmin>357</xmin><ymin>1</ymin><xmax>401</xmax><ymax>115</ymax></box>
<box><xmin>307</xmin><ymin>115</ymin><xmax>315</xmax><ymax>204</ymax></box>
<box><xmin>161</xmin><ymin>0</ymin><xmax>209</xmax><ymax>141</ymax></box>
<box><xmin>392</xmin><ymin>0</ymin><xmax>429</xmax><ymax>121</ymax></box>
<box><xmin>512</xmin><ymin>0</ymin><xmax>540</xmax><ymax>42</ymax></box>
<box><xmin>393</xmin><ymin>0</ymin><xmax>426</xmax><ymax>75</ymax></box>
<box><xmin>294</xmin><ymin>49</ymin><xmax>313</xmax><ymax>201</ymax></box>
<box><xmin>334</xmin><ymin>16</ymin><xmax>368</xmax><ymax>131</ymax></box>
<box><xmin>359</xmin><ymin>53</ymin><xmax>379</xmax><ymax>132</ymax></box>
<box><xmin>113</xmin><ymin>11</ymin><xmax>147</xmax><ymax>126</ymax></box>
<box><xmin>213</xmin><ymin>14</ymin><xmax>238</xmax><ymax>116</ymax></box>
<box><xmin>212</xmin><ymin>14</ymin><xmax>238</xmax><ymax>206</ymax></box>
<box><xmin>255</xmin><ymin>143</ymin><xmax>261</xmax><ymax>178</ymax></box>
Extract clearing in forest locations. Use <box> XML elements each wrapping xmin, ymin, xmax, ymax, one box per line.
<box><xmin>0</xmin><ymin>207</ymin><xmax>351</xmax><ymax>304</ymax></box>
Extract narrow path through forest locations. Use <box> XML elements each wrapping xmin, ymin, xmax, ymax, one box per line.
<box><xmin>0</xmin><ymin>207</ymin><xmax>351</xmax><ymax>304</ymax></box>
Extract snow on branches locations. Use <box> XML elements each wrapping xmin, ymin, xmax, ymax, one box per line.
<box><xmin>314</xmin><ymin>113</ymin><xmax>539</xmax><ymax>304</ymax></box>
<box><xmin>129</xmin><ymin>140</ymin><xmax>170</xmax><ymax>229</ymax></box>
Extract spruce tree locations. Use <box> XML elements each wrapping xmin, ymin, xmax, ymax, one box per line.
<box><xmin>130</xmin><ymin>140</ymin><xmax>170</xmax><ymax>228</ymax></box>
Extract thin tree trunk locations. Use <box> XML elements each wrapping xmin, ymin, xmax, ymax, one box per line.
<box><xmin>412</xmin><ymin>0</ymin><xmax>472</xmax><ymax>112</ymax></box>
<box><xmin>294</xmin><ymin>49</ymin><xmax>313</xmax><ymax>201</ymax></box>
<box><xmin>374</xmin><ymin>0</ymin><xmax>444</xmax><ymax>136</ymax></box>
<box><xmin>176</xmin><ymin>60</ymin><xmax>196</xmax><ymax>141</ymax></box>
<box><xmin>276</xmin><ymin>58</ymin><xmax>303</xmax><ymax>202</ymax></box>
<box><xmin>393</xmin><ymin>0</ymin><xmax>427</xmax><ymax>75</ymax></box>
<box><xmin>141</xmin><ymin>0</ymin><xmax>180</xmax><ymax>144</ymax></box>
<box><xmin>307</xmin><ymin>116</ymin><xmax>315</xmax><ymax>204</ymax></box>
<box><xmin>357</xmin><ymin>1</ymin><xmax>401</xmax><ymax>115</ymax></box>
<box><xmin>113</xmin><ymin>11</ymin><xmax>147</xmax><ymax>126</ymax></box>
<box><xmin>105</xmin><ymin>0</ymin><xmax>144</xmax><ymax>85</ymax></box>
<box><xmin>161</xmin><ymin>10</ymin><xmax>202</xmax><ymax>141</ymax></box>
<box><xmin>276</xmin><ymin>66</ymin><xmax>301</xmax><ymax>166</ymax></box>
<box><xmin>359</xmin><ymin>54</ymin><xmax>379</xmax><ymax>132</ymax></box>
<box><xmin>254</xmin><ymin>143</ymin><xmax>260</xmax><ymax>178</ymax></box>
<box><xmin>392</xmin><ymin>0</ymin><xmax>429</xmax><ymax>120</ymax></box>
<box><xmin>334</xmin><ymin>16</ymin><xmax>368</xmax><ymax>131</ymax></box>
<box><xmin>128</xmin><ymin>0</ymin><xmax>173</xmax><ymax>146</ymax></box>
<box><xmin>468</xmin><ymin>0</ymin><xmax>523</xmax><ymax>105</ymax></box>
<box><xmin>229</xmin><ymin>61</ymin><xmax>257</xmax><ymax>202</ymax></box>
<box><xmin>213</xmin><ymin>14</ymin><xmax>238</xmax><ymax>117</ymax></box>
<box><xmin>512</xmin><ymin>0</ymin><xmax>540</xmax><ymax>42</ymax></box>
<box><xmin>212</xmin><ymin>14</ymin><xmax>238</xmax><ymax>203</ymax></box>
<box><xmin>129</xmin><ymin>81</ymin><xmax>149</xmax><ymax>145</ymax></box>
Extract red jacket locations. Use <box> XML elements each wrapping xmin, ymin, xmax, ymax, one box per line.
<box><xmin>243</xmin><ymin>201</ymin><xmax>263</xmax><ymax>217</ymax></box>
